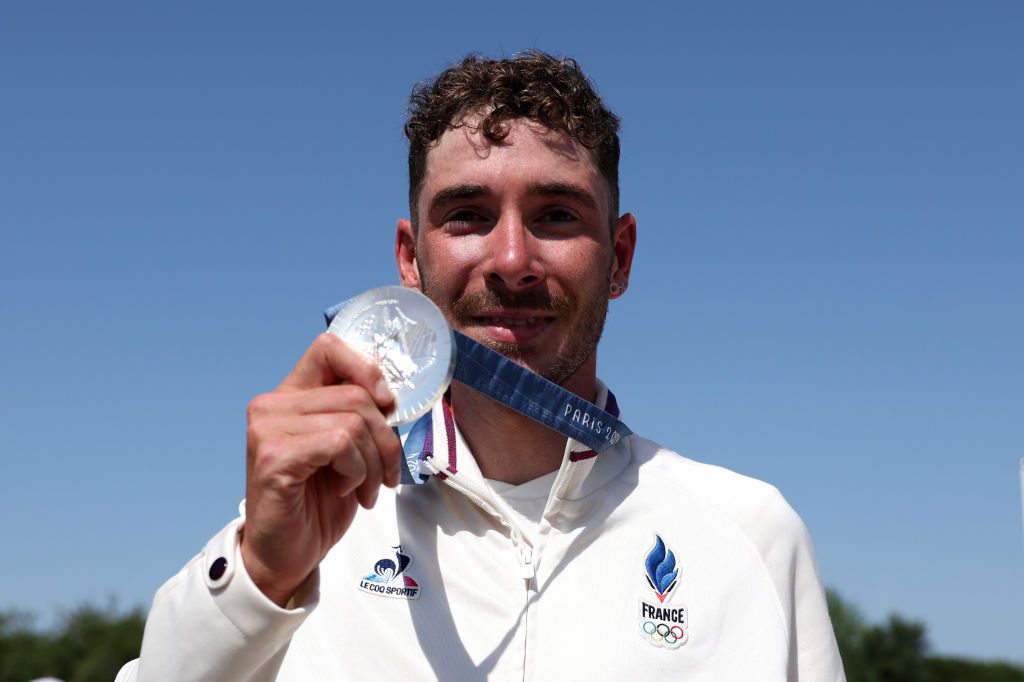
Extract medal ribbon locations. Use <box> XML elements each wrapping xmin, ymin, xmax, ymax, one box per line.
<box><xmin>324</xmin><ymin>302</ymin><xmax>632</xmax><ymax>485</ymax></box>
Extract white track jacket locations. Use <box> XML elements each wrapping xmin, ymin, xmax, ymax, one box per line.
<box><xmin>119</xmin><ymin>384</ymin><xmax>844</xmax><ymax>681</ymax></box>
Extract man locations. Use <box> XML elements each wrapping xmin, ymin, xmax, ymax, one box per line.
<box><xmin>119</xmin><ymin>52</ymin><xmax>844</xmax><ymax>680</ymax></box>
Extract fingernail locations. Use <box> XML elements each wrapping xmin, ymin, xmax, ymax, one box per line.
<box><xmin>375</xmin><ymin>378</ymin><xmax>393</xmax><ymax>404</ymax></box>
<box><xmin>369</xmin><ymin>487</ymin><xmax>379</xmax><ymax>508</ymax></box>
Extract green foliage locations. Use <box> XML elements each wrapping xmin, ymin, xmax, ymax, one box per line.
<box><xmin>827</xmin><ymin>589</ymin><xmax>869</xmax><ymax>678</ymax></box>
<box><xmin>2</xmin><ymin>591</ymin><xmax>1022</xmax><ymax>681</ymax></box>
<box><xmin>0</xmin><ymin>603</ymin><xmax>144</xmax><ymax>682</ymax></box>
<box><xmin>827</xmin><ymin>588</ymin><xmax>1024</xmax><ymax>682</ymax></box>
<box><xmin>860</xmin><ymin>614</ymin><xmax>932</xmax><ymax>681</ymax></box>
<box><xmin>925</xmin><ymin>657</ymin><xmax>1024</xmax><ymax>682</ymax></box>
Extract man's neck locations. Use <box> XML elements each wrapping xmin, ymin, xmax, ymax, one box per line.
<box><xmin>448</xmin><ymin>356</ymin><xmax>598</xmax><ymax>485</ymax></box>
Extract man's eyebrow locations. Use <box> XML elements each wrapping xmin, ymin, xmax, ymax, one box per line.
<box><xmin>527</xmin><ymin>182</ymin><xmax>600</xmax><ymax>211</ymax></box>
<box><xmin>428</xmin><ymin>184</ymin><xmax>491</xmax><ymax>213</ymax></box>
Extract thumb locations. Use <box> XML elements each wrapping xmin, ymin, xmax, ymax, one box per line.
<box><xmin>278</xmin><ymin>333</ymin><xmax>394</xmax><ymax>408</ymax></box>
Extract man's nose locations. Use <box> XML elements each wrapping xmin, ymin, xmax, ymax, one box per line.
<box><xmin>485</xmin><ymin>215</ymin><xmax>545</xmax><ymax>290</ymax></box>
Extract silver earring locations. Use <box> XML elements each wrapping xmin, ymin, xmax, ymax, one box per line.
<box><xmin>610</xmin><ymin>282</ymin><xmax>626</xmax><ymax>296</ymax></box>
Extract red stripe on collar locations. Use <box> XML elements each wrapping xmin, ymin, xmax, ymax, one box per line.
<box><xmin>569</xmin><ymin>450</ymin><xmax>598</xmax><ymax>462</ymax></box>
<box><xmin>441</xmin><ymin>398</ymin><xmax>458</xmax><ymax>475</ymax></box>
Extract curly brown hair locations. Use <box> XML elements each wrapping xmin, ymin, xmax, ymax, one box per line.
<box><xmin>404</xmin><ymin>51</ymin><xmax>621</xmax><ymax>226</ymax></box>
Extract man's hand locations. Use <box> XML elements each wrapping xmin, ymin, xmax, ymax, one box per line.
<box><xmin>240</xmin><ymin>333</ymin><xmax>402</xmax><ymax>607</ymax></box>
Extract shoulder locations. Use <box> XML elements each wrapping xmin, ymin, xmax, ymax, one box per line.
<box><xmin>626</xmin><ymin>435</ymin><xmax>811</xmax><ymax>553</ymax></box>
<box><xmin>623</xmin><ymin>437</ymin><xmax>842</xmax><ymax>677</ymax></box>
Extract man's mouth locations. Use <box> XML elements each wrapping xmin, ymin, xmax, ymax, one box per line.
<box><xmin>447</xmin><ymin>289</ymin><xmax>572</xmax><ymax>347</ymax></box>
<box><xmin>466</xmin><ymin>311</ymin><xmax>557</xmax><ymax>344</ymax></box>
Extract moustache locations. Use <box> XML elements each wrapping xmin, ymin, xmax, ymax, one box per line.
<box><xmin>449</xmin><ymin>288</ymin><xmax>574</xmax><ymax>320</ymax></box>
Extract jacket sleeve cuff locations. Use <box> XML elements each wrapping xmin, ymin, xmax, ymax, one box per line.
<box><xmin>203</xmin><ymin>518</ymin><xmax>320</xmax><ymax>639</ymax></box>
<box><xmin>138</xmin><ymin>518</ymin><xmax>319</xmax><ymax>680</ymax></box>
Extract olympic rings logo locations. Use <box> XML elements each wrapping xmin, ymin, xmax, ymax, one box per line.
<box><xmin>641</xmin><ymin>620</ymin><xmax>686</xmax><ymax>647</ymax></box>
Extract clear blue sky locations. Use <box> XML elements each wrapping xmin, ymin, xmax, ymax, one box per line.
<box><xmin>2</xmin><ymin>1</ymin><xmax>1021</xmax><ymax>664</ymax></box>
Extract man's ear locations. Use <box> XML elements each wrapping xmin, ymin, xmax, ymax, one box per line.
<box><xmin>396</xmin><ymin>218</ymin><xmax>422</xmax><ymax>290</ymax></box>
<box><xmin>610</xmin><ymin>212</ymin><xmax>637</xmax><ymax>291</ymax></box>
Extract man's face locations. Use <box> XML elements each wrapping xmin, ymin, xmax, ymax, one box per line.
<box><xmin>397</xmin><ymin>117</ymin><xmax>635</xmax><ymax>387</ymax></box>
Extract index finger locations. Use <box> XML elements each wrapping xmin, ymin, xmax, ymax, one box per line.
<box><xmin>278</xmin><ymin>333</ymin><xmax>395</xmax><ymax>408</ymax></box>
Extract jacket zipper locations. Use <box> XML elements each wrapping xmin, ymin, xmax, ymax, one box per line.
<box><xmin>422</xmin><ymin>459</ymin><xmax>537</xmax><ymax>581</ymax></box>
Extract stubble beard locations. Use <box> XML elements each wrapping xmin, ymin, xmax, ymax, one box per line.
<box><xmin>419</xmin><ymin>271</ymin><xmax>609</xmax><ymax>387</ymax></box>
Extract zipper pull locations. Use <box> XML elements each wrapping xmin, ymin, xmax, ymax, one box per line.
<box><xmin>518</xmin><ymin>545</ymin><xmax>535</xmax><ymax>580</ymax></box>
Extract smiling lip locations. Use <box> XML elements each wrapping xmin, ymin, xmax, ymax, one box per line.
<box><xmin>468</xmin><ymin>310</ymin><xmax>556</xmax><ymax>344</ymax></box>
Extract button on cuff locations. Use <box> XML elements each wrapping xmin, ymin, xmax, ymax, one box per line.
<box><xmin>202</xmin><ymin>520</ymin><xmax>241</xmax><ymax>590</ymax></box>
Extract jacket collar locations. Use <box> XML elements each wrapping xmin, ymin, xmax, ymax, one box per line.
<box><xmin>421</xmin><ymin>379</ymin><xmax>631</xmax><ymax>506</ymax></box>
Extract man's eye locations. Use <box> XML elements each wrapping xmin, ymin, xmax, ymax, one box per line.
<box><xmin>537</xmin><ymin>209</ymin><xmax>578</xmax><ymax>224</ymax></box>
<box><xmin>444</xmin><ymin>210</ymin><xmax>488</xmax><ymax>230</ymax></box>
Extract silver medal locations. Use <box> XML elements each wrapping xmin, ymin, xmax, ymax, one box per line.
<box><xmin>327</xmin><ymin>286</ymin><xmax>455</xmax><ymax>426</ymax></box>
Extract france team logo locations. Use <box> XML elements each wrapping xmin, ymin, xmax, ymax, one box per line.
<box><xmin>645</xmin><ymin>534</ymin><xmax>679</xmax><ymax>602</ymax></box>
<box><xmin>638</xmin><ymin>534</ymin><xmax>688</xmax><ymax>648</ymax></box>
<box><xmin>358</xmin><ymin>545</ymin><xmax>421</xmax><ymax>600</ymax></box>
